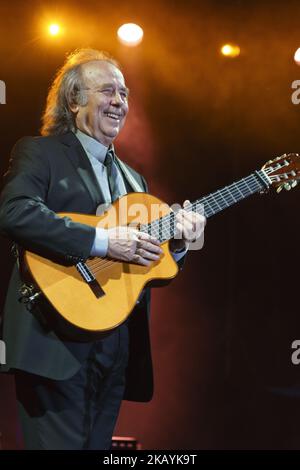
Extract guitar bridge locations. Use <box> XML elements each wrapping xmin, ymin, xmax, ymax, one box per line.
<box><xmin>76</xmin><ymin>262</ymin><xmax>105</xmax><ymax>299</ymax></box>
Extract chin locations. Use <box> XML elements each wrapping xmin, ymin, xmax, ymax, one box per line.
<box><xmin>106</xmin><ymin>128</ymin><xmax>120</xmax><ymax>139</ymax></box>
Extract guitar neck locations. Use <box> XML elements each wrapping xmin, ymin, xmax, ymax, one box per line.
<box><xmin>196</xmin><ymin>169</ymin><xmax>270</xmax><ymax>218</ymax></box>
<box><xmin>140</xmin><ymin>169</ymin><xmax>271</xmax><ymax>243</ymax></box>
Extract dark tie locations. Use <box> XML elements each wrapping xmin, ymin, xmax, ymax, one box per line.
<box><xmin>104</xmin><ymin>149</ymin><xmax>119</xmax><ymax>202</ymax></box>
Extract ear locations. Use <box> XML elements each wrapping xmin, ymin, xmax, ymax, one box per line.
<box><xmin>69</xmin><ymin>102</ymin><xmax>79</xmax><ymax>113</ymax></box>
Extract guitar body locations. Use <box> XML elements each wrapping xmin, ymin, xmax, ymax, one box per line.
<box><xmin>24</xmin><ymin>192</ymin><xmax>178</xmax><ymax>333</ymax></box>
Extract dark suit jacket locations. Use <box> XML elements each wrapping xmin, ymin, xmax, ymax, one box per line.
<box><xmin>0</xmin><ymin>132</ymin><xmax>157</xmax><ymax>401</ymax></box>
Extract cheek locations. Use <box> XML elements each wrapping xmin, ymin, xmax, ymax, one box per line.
<box><xmin>95</xmin><ymin>105</ymin><xmax>106</xmax><ymax>123</ymax></box>
<box><xmin>122</xmin><ymin>106</ymin><xmax>129</xmax><ymax>121</ymax></box>
<box><xmin>120</xmin><ymin>114</ymin><xmax>128</xmax><ymax>128</ymax></box>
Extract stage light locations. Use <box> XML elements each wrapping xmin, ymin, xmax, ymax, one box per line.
<box><xmin>48</xmin><ymin>23</ymin><xmax>60</xmax><ymax>36</ymax></box>
<box><xmin>117</xmin><ymin>23</ymin><xmax>144</xmax><ymax>47</ymax></box>
<box><xmin>294</xmin><ymin>48</ymin><xmax>300</xmax><ymax>65</ymax></box>
<box><xmin>221</xmin><ymin>44</ymin><xmax>240</xmax><ymax>58</ymax></box>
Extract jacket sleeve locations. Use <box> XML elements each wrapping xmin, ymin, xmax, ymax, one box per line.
<box><xmin>0</xmin><ymin>137</ymin><xmax>95</xmax><ymax>264</ymax></box>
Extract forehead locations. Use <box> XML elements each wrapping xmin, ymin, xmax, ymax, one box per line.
<box><xmin>81</xmin><ymin>60</ymin><xmax>126</xmax><ymax>87</ymax></box>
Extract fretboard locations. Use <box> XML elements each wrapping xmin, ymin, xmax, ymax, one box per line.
<box><xmin>140</xmin><ymin>169</ymin><xmax>270</xmax><ymax>243</ymax></box>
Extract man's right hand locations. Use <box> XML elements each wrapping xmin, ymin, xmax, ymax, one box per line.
<box><xmin>107</xmin><ymin>226</ymin><xmax>163</xmax><ymax>266</ymax></box>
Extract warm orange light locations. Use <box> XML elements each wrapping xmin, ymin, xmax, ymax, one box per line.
<box><xmin>294</xmin><ymin>48</ymin><xmax>300</xmax><ymax>65</ymax></box>
<box><xmin>221</xmin><ymin>44</ymin><xmax>240</xmax><ymax>58</ymax></box>
<box><xmin>48</xmin><ymin>23</ymin><xmax>60</xmax><ymax>36</ymax></box>
<box><xmin>117</xmin><ymin>23</ymin><xmax>144</xmax><ymax>47</ymax></box>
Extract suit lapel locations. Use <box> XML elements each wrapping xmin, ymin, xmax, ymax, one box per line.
<box><xmin>59</xmin><ymin>132</ymin><xmax>105</xmax><ymax>208</ymax></box>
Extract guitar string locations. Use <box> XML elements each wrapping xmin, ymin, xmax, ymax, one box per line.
<box><xmin>86</xmin><ymin>174</ymin><xmax>265</xmax><ymax>274</ymax></box>
<box><xmin>85</xmin><ymin>168</ymin><xmax>283</xmax><ymax>275</ymax></box>
<box><xmin>89</xmin><ymin>173</ymin><xmax>264</xmax><ymax>253</ymax></box>
<box><xmin>142</xmin><ymin>174</ymin><xmax>264</xmax><ymax>235</ymax></box>
<box><xmin>129</xmin><ymin>168</ymin><xmax>283</xmax><ymax>241</ymax></box>
<box><xmin>91</xmin><ymin>168</ymin><xmax>275</xmax><ymax>262</ymax></box>
<box><xmin>89</xmin><ymin>166</ymin><xmax>283</xmax><ymax>271</ymax></box>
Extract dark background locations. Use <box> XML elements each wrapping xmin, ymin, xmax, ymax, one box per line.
<box><xmin>1</xmin><ymin>0</ymin><xmax>300</xmax><ymax>449</ymax></box>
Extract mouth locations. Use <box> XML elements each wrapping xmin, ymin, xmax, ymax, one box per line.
<box><xmin>104</xmin><ymin>112</ymin><xmax>122</xmax><ymax>122</ymax></box>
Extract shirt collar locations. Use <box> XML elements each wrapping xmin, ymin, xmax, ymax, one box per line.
<box><xmin>74</xmin><ymin>129</ymin><xmax>114</xmax><ymax>164</ymax></box>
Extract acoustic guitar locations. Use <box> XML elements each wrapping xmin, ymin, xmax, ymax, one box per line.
<box><xmin>20</xmin><ymin>153</ymin><xmax>300</xmax><ymax>335</ymax></box>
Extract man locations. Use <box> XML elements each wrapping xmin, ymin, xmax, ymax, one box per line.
<box><xmin>0</xmin><ymin>49</ymin><xmax>205</xmax><ymax>449</ymax></box>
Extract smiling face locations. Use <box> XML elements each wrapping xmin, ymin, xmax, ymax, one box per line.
<box><xmin>70</xmin><ymin>60</ymin><xmax>129</xmax><ymax>146</ymax></box>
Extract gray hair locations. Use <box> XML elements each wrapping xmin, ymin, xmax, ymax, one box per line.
<box><xmin>41</xmin><ymin>48</ymin><xmax>120</xmax><ymax>136</ymax></box>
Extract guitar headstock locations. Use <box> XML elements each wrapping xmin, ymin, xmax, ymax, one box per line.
<box><xmin>262</xmin><ymin>153</ymin><xmax>300</xmax><ymax>193</ymax></box>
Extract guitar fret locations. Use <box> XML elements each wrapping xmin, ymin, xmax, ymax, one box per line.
<box><xmin>233</xmin><ymin>182</ymin><xmax>246</xmax><ymax>199</ymax></box>
<box><xmin>207</xmin><ymin>195</ymin><xmax>221</xmax><ymax>212</ymax></box>
<box><xmin>224</xmin><ymin>187</ymin><xmax>237</xmax><ymax>204</ymax></box>
<box><xmin>242</xmin><ymin>177</ymin><xmax>254</xmax><ymax>194</ymax></box>
<box><xmin>217</xmin><ymin>189</ymin><xmax>230</xmax><ymax>207</ymax></box>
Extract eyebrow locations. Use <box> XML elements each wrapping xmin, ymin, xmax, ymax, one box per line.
<box><xmin>100</xmin><ymin>83</ymin><xmax>130</xmax><ymax>95</ymax></box>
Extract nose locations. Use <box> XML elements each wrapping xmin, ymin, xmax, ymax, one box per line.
<box><xmin>111</xmin><ymin>90</ymin><xmax>123</xmax><ymax>106</ymax></box>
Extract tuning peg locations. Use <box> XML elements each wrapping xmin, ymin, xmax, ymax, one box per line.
<box><xmin>276</xmin><ymin>185</ymin><xmax>283</xmax><ymax>194</ymax></box>
<box><xmin>291</xmin><ymin>180</ymin><xmax>298</xmax><ymax>188</ymax></box>
<box><xmin>284</xmin><ymin>183</ymin><xmax>291</xmax><ymax>191</ymax></box>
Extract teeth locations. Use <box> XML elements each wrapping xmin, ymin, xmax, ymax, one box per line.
<box><xmin>106</xmin><ymin>113</ymin><xmax>120</xmax><ymax>119</ymax></box>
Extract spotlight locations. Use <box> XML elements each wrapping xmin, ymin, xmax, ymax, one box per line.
<box><xmin>294</xmin><ymin>48</ymin><xmax>300</xmax><ymax>65</ymax></box>
<box><xmin>117</xmin><ymin>23</ymin><xmax>144</xmax><ymax>47</ymax></box>
<box><xmin>221</xmin><ymin>44</ymin><xmax>240</xmax><ymax>58</ymax></box>
<box><xmin>48</xmin><ymin>23</ymin><xmax>60</xmax><ymax>36</ymax></box>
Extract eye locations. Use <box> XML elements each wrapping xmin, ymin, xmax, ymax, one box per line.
<box><xmin>97</xmin><ymin>87</ymin><xmax>128</xmax><ymax>100</ymax></box>
<box><xmin>100</xmin><ymin>88</ymin><xmax>113</xmax><ymax>95</ymax></box>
